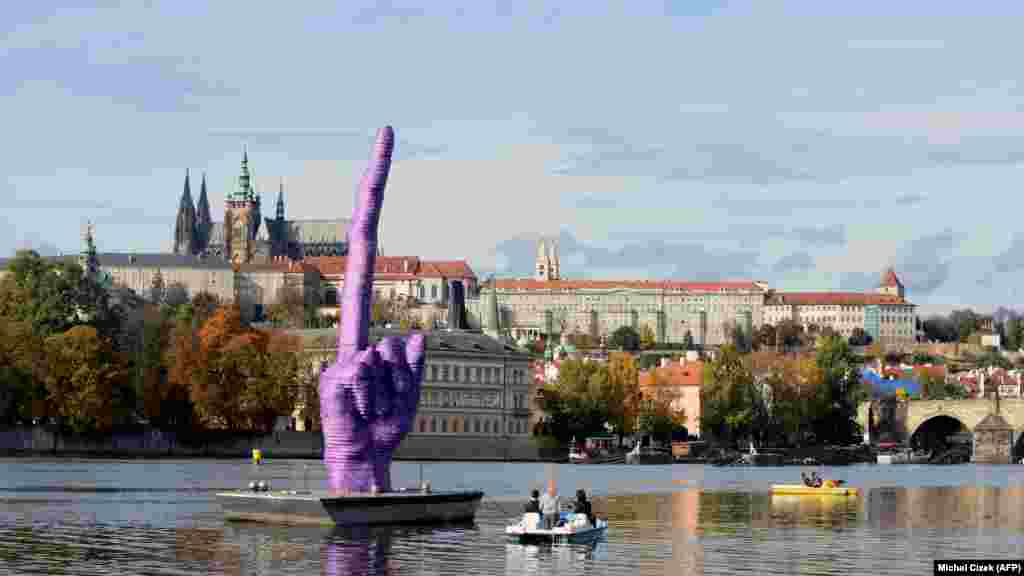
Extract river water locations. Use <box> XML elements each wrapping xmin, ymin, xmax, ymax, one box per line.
<box><xmin>2</xmin><ymin>459</ymin><xmax>1024</xmax><ymax>575</ymax></box>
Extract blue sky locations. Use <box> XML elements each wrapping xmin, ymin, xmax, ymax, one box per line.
<box><xmin>3</xmin><ymin>1</ymin><xmax>1023</xmax><ymax>315</ymax></box>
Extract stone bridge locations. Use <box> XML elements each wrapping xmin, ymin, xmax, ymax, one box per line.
<box><xmin>857</xmin><ymin>397</ymin><xmax>1024</xmax><ymax>464</ymax></box>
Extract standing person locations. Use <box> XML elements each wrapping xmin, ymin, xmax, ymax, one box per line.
<box><xmin>539</xmin><ymin>479</ymin><xmax>560</xmax><ymax>529</ymax></box>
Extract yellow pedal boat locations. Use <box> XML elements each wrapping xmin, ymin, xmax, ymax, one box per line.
<box><xmin>771</xmin><ymin>484</ymin><xmax>858</xmax><ymax>496</ymax></box>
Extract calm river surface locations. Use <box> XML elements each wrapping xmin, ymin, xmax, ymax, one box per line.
<box><xmin>2</xmin><ymin>459</ymin><xmax>1024</xmax><ymax>575</ymax></box>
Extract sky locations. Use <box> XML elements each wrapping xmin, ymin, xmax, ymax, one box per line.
<box><xmin>3</xmin><ymin>1</ymin><xmax>1023</xmax><ymax>316</ymax></box>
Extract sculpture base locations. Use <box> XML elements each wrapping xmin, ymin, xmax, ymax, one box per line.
<box><xmin>216</xmin><ymin>489</ymin><xmax>484</xmax><ymax>527</ymax></box>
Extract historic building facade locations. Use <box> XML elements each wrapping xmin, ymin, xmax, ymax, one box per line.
<box><xmin>298</xmin><ymin>328</ymin><xmax>532</xmax><ymax>437</ymax></box>
<box><xmin>173</xmin><ymin>148</ymin><xmax>349</xmax><ymax>264</ymax></box>
<box><xmin>465</xmin><ymin>240</ymin><xmax>767</xmax><ymax>346</ymax></box>
<box><xmin>762</xmin><ymin>268</ymin><xmax>917</xmax><ymax>347</ymax></box>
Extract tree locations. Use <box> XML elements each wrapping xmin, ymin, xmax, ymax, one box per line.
<box><xmin>848</xmin><ymin>327</ymin><xmax>872</xmax><ymax>346</ymax></box>
<box><xmin>149</xmin><ymin>269</ymin><xmax>166</xmax><ymax>305</ymax></box>
<box><xmin>0</xmin><ymin>318</ymin><xmax>48</xmax><ymax>425</ymax></box>
<box><xmin>43</xmin><ymin>325</ymin><xmax>131</xmax><ymax>433</ymax></box>
<box><xmin>775</xmin><ymin>319</ymin><xmax>804</xmax><ymax>349</ymax></box>
<box><xmin>0</xmin><ymin>250</ymin><xmax>88</xmax><ymax>337</ymax></box>
<box><xmin>1006</xmin><ymin>317</ymin><xmax>1022</xmax><ymax>351</ymax></box>
<box><xmin>164</xmin><ymin>281</ymin><xmax>190</xmax><ymax>309</ymax></box>
<box><xmin>609</xmin><ymin>326</ymin><xmax>641</xmax><ymax>351</ymax></box>
<box><xmin>755</xmin><ymin>324</ymin><xmax>777</xmax><ymax>349</ymax></box>
<box><xmin>701</xmin><ymin>345</ymin><xmax>756</xmax><ymax>444</ymax></box>
<box><xmin>266</xmin><ymin>285</ymin><xmax>305</xmax><ymax>328</ymax></box>
<box><xmin>728</xmin><ymin>321</ymin><xmax>752</xmax><ymax>354</ymax></box>
<box><xmin>810</xmin><ymin>335</ymin><xmax>865</xmax><ymax>445</ymax></box>
<box><xmin>190</xmin><ymin>291</ymin><xmax>222</xmax><ymax>327</ymax></box>
<box><xmin>607</xmin><ymin>352</ymin><xmax>640</xmax><ymax>438</ymax></box>
<box><xmin>639</xmin><ymin>324</ymin><xmax>656</xmax><ymax>350</ymax></box>
<box><xmin>976</xmin><ymin>348</ymin><xmax>1011</xmax><ymax>370</ymax></box>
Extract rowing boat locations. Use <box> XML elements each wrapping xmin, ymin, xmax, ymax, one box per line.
<box><xmin>771</xmin><ymin>484</ymin><xmax>858</xmax><ymax>496</ymax></box>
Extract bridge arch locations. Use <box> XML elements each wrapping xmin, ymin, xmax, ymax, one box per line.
<box><xmin>909</xmin><ymin>414</ymin><xmax>971</xmax><ymax>453</ymax></box>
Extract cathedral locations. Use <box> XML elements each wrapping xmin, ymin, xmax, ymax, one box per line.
<box><xmin>173</xmin><ymin>148</ymin><xmax>349</xmax><ymax>264</ymax></box>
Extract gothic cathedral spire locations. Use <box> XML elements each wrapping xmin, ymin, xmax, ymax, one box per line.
<box><xmin>195</xmin><ymin>171</ymin><xmax>212</xmax><ymax>254</ymax></box>
<box><xmin>276</xmin><ymin>178</ymin><xmax>285</xmax><ymax>221</ymax></box>
<box><xmin>173</xmin><ymin>169</ymin><xmax>197</xmax><ymax>255</ymax></box>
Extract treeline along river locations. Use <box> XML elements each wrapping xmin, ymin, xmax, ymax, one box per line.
<box><xmin>1</xmin><ymin>459</ymin><xmax>1024</xmax><ymax>575</ymax></box>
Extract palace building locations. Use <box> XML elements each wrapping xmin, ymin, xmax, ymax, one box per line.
<box><xmin>763</xmin><ymin>268</ymin><xmax>917</xmax><ymax>347</ymax></box>
<box><xmin>465</xmin><ymin>238</ymin><xmax>768</xmax><ymax>346</ymax></box>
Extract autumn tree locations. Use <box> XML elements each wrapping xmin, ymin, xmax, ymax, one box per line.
<box><xmin>0</xmin><ymin>318</ymin><xmax>48</xmax><ymax>425</ymax></box>
<box><xmin>607</xmin><ymin>352</ymin><xmax>640</xmax><ymax>438</ymax></box>
<box><xmin>43</xmin><ymin>325</ymin><xmax>131</xmax><ymax>433</ymax></box>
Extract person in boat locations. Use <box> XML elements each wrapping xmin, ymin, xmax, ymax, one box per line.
<box><xmin>539</xmin><ymin>480</ymin><xmax>560</xmax><ymax>529</ymax></box>
<box><xmin>803</xmin><ymin>471</ymin><xmax>823</xmax><ymax>487</ymax></box>
<box><xmin>523</xmin><ymin>489</ymin><xmax>541</xmax><ymax>514</ymax></box>
<box><xmin>573</xmin><ymin>489</ymin><xmax>595</xmax><ymax>527</ymax></box>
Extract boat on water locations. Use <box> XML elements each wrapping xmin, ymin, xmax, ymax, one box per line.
<box><xmin>771</xmin><ymin>484</ymin><xmax>859</xmax><ymax>497</ymax></box>
<box><xmin>217</xmin><ymin>487</ymin><xmax>484</xmax><ymax>526</ymax></box>
<box><xmin>506</xmin><ymin>512</ymin><xmax>608</xmax><ymax>544</ymax></box>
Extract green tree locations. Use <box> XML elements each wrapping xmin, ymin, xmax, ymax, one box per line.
<box><xmin>609</xmin><ymin>326</ymin><xmax>641</xmax><ymax>351</ymax></box>
<box><xmin>848</xmin><ymin>327</ymin><xmax>872</xmax><ymax>346</ymax></box>
<box><xmin>640</xmin><ymin>323</ymin><xmax>656</xmax><ymax>350</ymax></box>
<box><xmin>164</xmin><ymin>281</ymin><xmax>190</xmax><ymax>309</ymax></box>
<box><xmin>0</xmin><ymin>250</ymin><xmax>86</xmax><ymax>337</ymax></box>
<box><xmin>1006</xmin><ymin>317</ymin><xmax>1021</xmax><ymax>351</ymax></box>
<box><xmin>701</xmin><ymin>345</ymin><xmax>756</xmax><ymax>444</ymax></box>
<box><xmin>810</xmin><ymin>334</ymin><xmax>866</xmax><ymax>444</ymax></box>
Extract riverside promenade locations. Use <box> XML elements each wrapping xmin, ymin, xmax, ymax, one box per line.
<box><xmin>0</xmin><ymin>426</ymin><xmax>557</xmax><ymax>461</ymax></box>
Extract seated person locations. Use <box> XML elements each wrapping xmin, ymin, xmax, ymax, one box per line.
<box><xmin>811</xmin><ymin>473</ymin><xmax>823</xmax><ymax>488</ymax></box>
<box><xmin>572</xmin><ymin>489</ymin><xmax>595</xmax><ymax>527</ymax></box>
<box><xmin>523</xmin><ymin>489</ymin><xmax>541</xmax><ymax>514</ymax></box>
<box><xmin>801</xmin><ymin>472</ymin><xmax>813</xmax><ymax>487</ymax></box>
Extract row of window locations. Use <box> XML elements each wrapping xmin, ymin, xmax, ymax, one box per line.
<box><xmin>421</xmin><ymin>390</ymin><xmax>529</xmax><ymax>409</ymax></box>
<box><xmin>427</xmin><ymin>364</ymin><xmax>526</xmax><ymax>385</ymax></box>
<box><xmin>416</xmin><ymin>416</ymin><xmax>528</xmax><ymax>435</ymax></box>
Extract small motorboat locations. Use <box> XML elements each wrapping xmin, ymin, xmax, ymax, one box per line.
<box><xmin>771</xmin><ymin>484</ymin><xmax>858</xmax><ymax>497</ymax></box>
<box><xmin>505</xmin><ymin>512</ymin><xmax>608</xmax><ymax>544</ymax></box>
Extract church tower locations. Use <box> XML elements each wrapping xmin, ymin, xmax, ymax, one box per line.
<box><xmin>548</xmin><ymin>237</ymin><xmax>560</xmax><ymax>280</ymax></box>
<box><xmin>878</xmin><ymin>266</ymin><xmax>905</xmax><ymax>299</ymax></box>
<box><xmin>195</xmin><ymin>171</ymin><xmax>212</xmax><ymax>254</ymax></box>
<box><xmin>173</xmin><ymin>169</ymin><xmax>197</xmax><ymax>255</ymax></box>
<box><xmin>224</xmin><ymin>146</ymin><xmax>261</xmax><ymax>264</ymax></box>
<box><xmin>535</xmin><ymin>238</ymin><xmax>549</xmax><ymax>281</ymax></box>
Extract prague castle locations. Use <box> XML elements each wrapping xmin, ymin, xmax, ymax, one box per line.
<box><xmin>172</xmin><ymin>147</ymin><xmax>348</xmax><ymax>264</ymax></box>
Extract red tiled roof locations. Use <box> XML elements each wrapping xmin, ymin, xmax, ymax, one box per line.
<box><xmin>417</xmin><ymin>260</ymin><xmax>477</xmax><ymax>279</ymax></box>
<box><xmin>238</xmin><ymin>258</ymin><xmax>318</xmax><ymax>274</ymax></box>
<box><xmin>305</xmin><ymin>256</ymin><xmax>475</xmax><ymax>280</ymax></box>
<box><xmin>493</xmin><ymin>279</ymin><xmax>764</xmax><ymax>291</ymax></box>
<box><xmin>767</xmin><ymin>292</ymin><xmax>910</xmax><ymax>306</ymax></box>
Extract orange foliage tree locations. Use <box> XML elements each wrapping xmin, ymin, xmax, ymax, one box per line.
<box><xmin>168</xmin><ymin>304</ymin><xmax>302</xmax><ymax>432</ymax></box>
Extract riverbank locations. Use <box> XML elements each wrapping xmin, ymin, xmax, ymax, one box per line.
<box><xmin>0</xmin><ymin>427</ymin><xmax>562</xmax><ymax>462</ymax></box>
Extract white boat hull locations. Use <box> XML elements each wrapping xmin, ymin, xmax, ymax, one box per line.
<box><xmin>506</xmin><ymin>518</ymin><xmax>608</xmax><ymax>544</ymax></box>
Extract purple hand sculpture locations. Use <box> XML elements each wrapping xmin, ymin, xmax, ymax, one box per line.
<box><xmin>319</xmin><ymin>126</ymin><xmax>426</xmax><ymax>493</ymax></box>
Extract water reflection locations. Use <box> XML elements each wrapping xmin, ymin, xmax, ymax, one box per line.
<box><xmin>503</xmin><ymin>540</ymin><xmax>608</xmax><ymax>575</ymax></box>
<box><xmin>4</xmin><ymin>481</ymin><xmax>1024</xmax><ymax>575</ymax></box>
